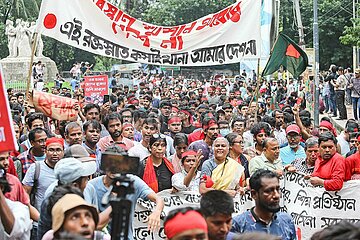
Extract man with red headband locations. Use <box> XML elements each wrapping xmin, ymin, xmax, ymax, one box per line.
<box><xmin>164</xmin><ymin>208</ymin><xmax>208</xmax><ymax>240</ymax></box>
<box><xmin>22</xmin><ymin>137</ymin><xmax>64</xmax><ymax>211</ymax></box>
<box><xmin>179</xmin><ymin>107</ymin><xmax>196</xmax><ymax>134</ymax></box>
<box><xmin>345</xmin><ymin>134</ymin><xmax>360</xmax><ymax>180</ymax></box>
<box><xmin>188</xmin><ymin>117</ymin><xmax>219</xmax><ymax>166</ymax></box>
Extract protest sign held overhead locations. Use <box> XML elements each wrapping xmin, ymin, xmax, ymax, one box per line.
<box><xmin>0</xmin><ymin>71</ymin><xmax>17</xmax><ymax>152</ymax></box>
<box><xmin>35</xmin><ymin>0</ymin><xmax>260</xmax><ymax>66</ymax></box>
<box><xmin>84</xmin><ymin>75</ymin><xmax>109</xmax><ymax>104</ymax></box>
<box><xmin>32</xmin><ymin>90</ymin><xmax>79</xmax><ymax>121</ymax></box>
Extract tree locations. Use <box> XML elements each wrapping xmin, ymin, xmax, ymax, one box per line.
<box><xmin>340</xmin><ymin>4</ymin><xmax>360</xmax><ymax>47</ymax></box>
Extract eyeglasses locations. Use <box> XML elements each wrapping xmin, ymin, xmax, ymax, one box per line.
<box><xmin>350</xmin><ymin>140</ymin><xmax>358</xmax><ymax>143</ymax></box>
<box><xmin>47</xmin><ymin>148</ymin><xmax>63</xmax><ymax>153</ymax></box>
<box><xmin>152</xmin><ymin>133</ymin><xmax>166</xmax><ymax>139</ymax></box>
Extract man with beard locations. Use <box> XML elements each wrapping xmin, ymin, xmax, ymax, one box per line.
<box><xmin>279</xmin><ymin>124</ymin><xmax>306</xmax><ymax>165</ymax></box>
<box><xmin>200</xmin><ymin>190</ymin><xmax>234</xmax><ymax>240</ymax></box>
<box><xmin>82</xmin><ymin>120</ymin><xmax>102</xmax><ymax>171</ymax></box>
<box><xmin>82</xmin><ymin>103</ymin><xmax>109</xmax><ymax>137</ymax></box>
<box><xmin>64</xmin><ymin>122</ymin><xmax>83</xmax><ymax>149</ymax></box>
<box><xmin>307</xmin><ymin>132</ymin><xmax>345</xmax><ymax>191</ymax></box>
<box><xmin>244</xmin><ymin>122</ymin><xmax>271</xmax><ymax>159</ymax></box>
<box><xmin>98</xmin><ymin>113</ymin><xmax>134</xmax><ymax>152</ymax></box>
<box><xmin>188</xmin><ymin>117</ymin><xmax>219</xmax><ymax>165</ymax></box>
<box><xmin>272</xmin><ymin>110</ymin><xmax>287</xmax><ymax>146</ymax></box>
<box><xmin>249</xmin><ymin>138</ymin><xmax>283</xmax><ymax>177</ymax></box>
<box><xmin>231</xmin><ymin>169</ymin><xmax>296</xmax><ymax>240</ymax></box>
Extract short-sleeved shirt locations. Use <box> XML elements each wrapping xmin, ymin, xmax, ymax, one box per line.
<box><xmin>249</xmin><ymin>154</ymin><xmax>283</xmax><ymax>176</ymax></box>
<box><xmin>231</xmin><ymin>208</ymin><xmax>297</xmax><ymax>240</ymax></box>
<box><xmin>172</xmin><ymin>171</ymin><xmax>201</xmax><ymax>192</ymax></box>
<box><xmin>22</xmin><ymin>161</ymin><xmax>57</xmax><ymax>210</ymax></box>
<box><xmin>200</xmin><ymin>158</ymin><xmax>218</xmax><ymax>178</ymax></box>
<box><xmin>88</xmin><ymin>174</ymin><xmax>153</xmax><ymax>240</ymax></box>
<box><xmin>128</xmin><ymin>141</ymin><xmax>150</xmax><ymax>162</ymax></box>
<box><xmin>280</xmin><ymin>145</ymin><xmax>306</xmax><ymax>165</ymax></box>
<box><xmin>189</xmin><ymin>140</ymin><xmax>213</xmax><ymax>167</ymax></box>
<box><xmin>5</xmin><ymin>173</ymin><xmax>30</xmax><ymax>205</ymax></box>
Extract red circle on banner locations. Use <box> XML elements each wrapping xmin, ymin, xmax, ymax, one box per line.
<box><xmin>43</xmin><ymin>14</ymin><xmax>57</xmax><ymax>29</ymax></box>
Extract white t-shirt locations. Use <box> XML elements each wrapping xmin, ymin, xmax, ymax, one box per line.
<box><xmin>128</xmin><ymin>141</ymin><xmax>150</xmax><ymax>162</ymax></box>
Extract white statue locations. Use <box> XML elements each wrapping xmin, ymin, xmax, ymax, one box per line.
<box><xmin>17</xmin><ymin>20</ymin><xmax>32</xmax><ymax>57</ymax></box>
<box><xmin>29</xmin><ymin>22</ymin><xmax>44</xmax><ymax>57</ymax></box>
<box><xmin>5</xmin><ymin>20</ymin><xmax>16</xmax><ymax>57</ymax></box>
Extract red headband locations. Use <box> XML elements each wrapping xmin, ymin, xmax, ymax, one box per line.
<box><xmin>181</xmin><ymin>150</ymin><xmax>197</xmax><ymax>159</ymax></box>
<box><xmin>168</xmin><ymin>117</ymin><xmax>182</xmax><ymax>125</ymax></box>
<box><xmin>164</xmin><ymin>210</ymin><xmax>208</xmax><ymax>239</ymax></box>
<box><xmin>122</xmin><ymin>123</ymin><xmax>133</xmax><ymax>130</ymax></box>
<box><xmin>319</xmin><ymin>121</ymin><xmax>337</xmax><ymax>137</ymax></box>
<box><xmin>203</xmin><ymin>119</ymin><xmax>217</xmax><ymax>130</ymax></box>
<box><xmin>172</xmin><ymin>107</ymin><xmax>179</xmax><ymax>112</ymax></box>
<box><xmin>46</xmin><ymin>137</ymin><xmax>64</xmax><ymax>147</ymax></box>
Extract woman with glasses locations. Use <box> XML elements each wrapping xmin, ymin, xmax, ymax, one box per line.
<box><xmin>226</xmin><ymin>133</ymin><xmax>250</xmax><ymax>179</ymax></box>
<box><xmin>199</xmin><ymin>137</ymin><xmax>245</xmax><ymax>197</ymax></box>
<box><xmin>142</xmin><ymin>134</ymin><xmax>175</xmax><ymax>193</ymax></box>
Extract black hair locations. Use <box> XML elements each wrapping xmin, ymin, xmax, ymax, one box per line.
<box><xmin>225</xmin><ymin>132</ymin><xmax>240</xmax><ymax>146</ymax></box>
<box><xmin>249</xmin><ymin>169</ymin><xmax>278</xmax><ymax>192</ymax></box>
<box><xmin>47</xmin><ymin>185</ymin><xmax>84</xmax><ymax>219</ymax></box>
<box><xmin>26</xmin><ymin>112</ymin><xmax>45</xmax><ymax>128</ymax></box>
<box><xmin>64</xmin><ymin>122</ymin><xmax>82</xmax><ymax>136</ymax></box>
<box><xmin>83</xmin><ymin>120</ymin><xmax>101</xmax><ymax>132</ymax></box>
<box><xmin>300</xmin><ymin>117</ymin><xmax>312</xmax><ymax>128</ymax></box>
<box><xmin>119</xmin><ymin>108</ymin><xmax>133</xmax><ymax>117</ymax></box>
<box><xmin>231</xmin><ymin>118</ymin><xmax>246</xmax><ymax>129</ymax></box>
<box><xmin>318</xmin><ymin>132</ymin><xmax>337</xmax><ymax>145</ymax></box>
<box><xmin>250</xmin><ymin>122</ymin><xmax>271</xmax><ymax>137</ymax></box>
<box><xmin>310</xmin><ymin>221</ymin><xmax>360</xmax><ymax>240</ymax></box>
<box><xmin>142</xmin><ymin>118</ymin><xmax>159</xmax><ymax>129</ymax></box>
<box><xmin>283</xmin><ymin>112</ymin><xmax>294</xmax><ymax>124</ymax></box>
<box><xmin>173</xmin><ymin>133</ymin><xmax>188</xmax><ymax>148</ymax></box>
<box><xmin>320</xmin><ymin>116</ymin><xmax>331</xmax><ymax>123</ymax></box>
<box><xmin>133</xmin><ymin>110</ymin><xmax>147</xmax><ymax>123</ymax></box>
<box><xmin>83</xmin><ymin>103</ymin><xmax>100</xmax><ymax>115</ymax></box>
<box><xmin>261</xmin><ymin>116</ymin><xmax>276</xmax><ymax>128</ymax></box>
<box><xmin>165</xmin><ymin>207</ymin><xmax>199</xmax><ymax>224</ymax></box>
<box><xmin>103</xmin><ymin>113</ymin><xmax>122</xmax><ymax>129</ymax></box>
<box><xmin>149</xmin><ymin>134</ymin><xmax>167</xmax><ymax>147</ymax></box>
<box><xmin>200</xmin><ymin>190</ymin><xmax>234</xmax><ymax>217</ymax></box>
<box><xmin>299</xmin><ymin>110</ymin><xmax>311</xmax><ymax>119</ymax></box>
<box><xmin>28</xmin><ymin>127</ymin><xmax>46</xmax><ymax>142</ymax></box>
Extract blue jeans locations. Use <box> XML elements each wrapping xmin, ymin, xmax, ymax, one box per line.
<box><xmin>323</xmin><ymin>95</ymin><xmax>330</xmax><ymax>112</ymax></box>
<box><xmin>352</xmin><ymin>97</ymin><xmax>360</xmax><ymax>120</ymax></box>
<box><xmin>330</xmin><ymin>92</ymin><xmax>337</xmax><ymax>115</ymax></box>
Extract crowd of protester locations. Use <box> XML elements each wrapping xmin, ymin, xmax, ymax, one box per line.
<box><xmin>1</xmin><ymin>64</ymin><xmax>360</xmax><ymax>240</ymax></box>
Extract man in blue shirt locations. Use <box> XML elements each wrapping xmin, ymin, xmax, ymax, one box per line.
<box><xmin>280</xmin><ymin>124</ymin><xmax>306</xmax><ymax>165</ymax></box>
<box><xmin>231</xmin><ymin>169</ymin><xmax>297</xmax><ymax>240</ymax></box>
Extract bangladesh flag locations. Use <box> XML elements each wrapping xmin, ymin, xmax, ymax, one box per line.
<box><xmin>262</xmin><ymin>33</ymin><xmax>309</xmax><ymax>78</ymax></box>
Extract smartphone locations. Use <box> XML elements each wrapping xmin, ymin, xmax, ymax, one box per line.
<box><xmin>103</xmin><ymin>94</ymin><xmax>110</xmax><ymax>104</ymax></box>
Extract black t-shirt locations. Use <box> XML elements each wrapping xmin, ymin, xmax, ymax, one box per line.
<box><xmin>154</xmin><ymin>161</ymin><xmax>173</xmax><ymax>192</ymax></box>
<box><xmin>182</xmin><ymin>125</ymin><xmax>196</xmax><ymax>134</ymax></box>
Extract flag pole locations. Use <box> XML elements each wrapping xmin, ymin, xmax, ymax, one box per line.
<box><xmin>254</xmin><ymin>58</ymin><xmax>261</xmax><ymax>121</ymax></box>
<box><xmin>26</xmin><ymin>32</ymin><xmax>38</xmax><ymax>102</ymax></box>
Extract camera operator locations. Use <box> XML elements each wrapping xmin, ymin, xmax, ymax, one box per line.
<box><xmin>0</xmin><ymin>167</ymin><xmax>32</xmax><ymax>239</ymax></box>
<box><xmin>88</xmin><ymin>145</ymin><xmax>164</xmax><ymax>240</ymax></box>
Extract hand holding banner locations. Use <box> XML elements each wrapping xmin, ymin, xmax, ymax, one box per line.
<box><xmin>32</xmin><ymin>90</ymin><xmax>79</xmax><ymax>121</ymax></box>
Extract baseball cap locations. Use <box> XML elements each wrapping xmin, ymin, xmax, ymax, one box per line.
<box><xmin>52</xmin><ymin>194</ymin><xmax>99</xmax><ymax>233</ymax></box>
<box><xmin>64</xmin><ymin>144</ymin><xmax>95</xmax><ymax>162</ymax></box>
<box><xmin>355</xmin><ymin>68</ymin><xmax>360</xmax><ymax>74</ymax></box>
<box><xmin>54</xmin><ymin>158</ymin><xmax>96</xmax><ymax>184</ymax></box>
<box><xmin>286</xmin><ymin>124</ymin><xmax>301</xmax><ymax>135</ymax></box>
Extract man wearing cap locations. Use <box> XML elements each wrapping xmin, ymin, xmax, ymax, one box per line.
<box><xmin>22</xmin><ymin>137</ymin><xmax>64</xmax><ymax>211</ymax></box>
<box><xmin>44</xmin><ymin>194</ymin><xmax>101</xmax><ymax>239</ymax></box>
<box><xmin>164</xmin><ymin>208</ymin><xmax>208</xmax><ymax>240</ymax></box>
<box><xmin>0</xmin><ymin>167</ymin><xmax>32</xmax><ymax>240</ymax></box>
<box><xmin>37</xmin><ymin>154</ymin><xmax>104</xmax><ymax>240</ymax></box>
<box><xmin>336</xmin><ymin>120</ymin><xmax>359</xmax><ymax>156</ymax></box>
<box><xmin>279</xmin><ymin>124</ymin><xmax>306</xmax><ymax>165</ymax></box>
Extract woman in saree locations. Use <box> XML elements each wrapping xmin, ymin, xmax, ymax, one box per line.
<box><xmin>199</xmin><ymin>137</ymin><xmax>246</xmax><ymax>197</ymax></box>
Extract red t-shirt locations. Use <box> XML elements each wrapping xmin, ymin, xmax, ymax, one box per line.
<box><xmin>187</xmin><ymin>130</ymin><xmax>205</xmax><ymax>145</ymax></box>
<box><xmin>345</xmin><ymin>151</ymin><xmax>360</xmax><ymax>180</ymax></box>
<box><xmin>5</xmin><ymin>173</ymin><xmax>30</xmax><ymax>205</ymax></box>
<box><xmin>312</xmin><ymin>153</ymin><xmax>345</xmax><ymax>191</ymax></box>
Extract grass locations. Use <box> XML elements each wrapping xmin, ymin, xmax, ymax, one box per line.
<box><xmin>5</xmin><ymin>80</ymin><xmax>71</xmax><ymax>92</ymax></box>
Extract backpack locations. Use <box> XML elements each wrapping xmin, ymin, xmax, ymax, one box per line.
<box><xmin>30</xmin><ymin>161</ymin><xmax>41</xmax><ymax>207</ymax></box>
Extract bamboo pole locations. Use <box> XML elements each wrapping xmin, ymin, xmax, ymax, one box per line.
<box><xmin>25</xmin><ymin>32</ymin><xmax>38</xmax><ymax>102</ymax></box>
<box><xmin>254</xmin><ymin>58</ymin><xmax>261</xmax><ymax>121</ymax></box>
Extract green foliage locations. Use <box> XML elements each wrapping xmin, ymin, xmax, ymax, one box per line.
<box><xmin>340</xmin><ymin>4</ymin><xmax>360</xmax><ymax>47</ymax></box>
<box><xmin>93</xmin><ymin>55</ymin><xmax>121</xmax><ymax>71</ymax></box>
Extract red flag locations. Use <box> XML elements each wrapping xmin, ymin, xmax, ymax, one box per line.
<box><xmin>0</xmin><ymin>70</ymin><xmax>17</xmax><ymax>152</ymax></box>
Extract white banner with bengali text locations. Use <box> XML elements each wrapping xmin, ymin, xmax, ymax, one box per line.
<box><xmin>134</xmin><ymin>172</ymin><xmax>360</xmax><ymax>240</ymax></box>
<box><xmin>35</xmin><ymin>0</ymin><xmax>261</xmax><ymax>66</ymax></box>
